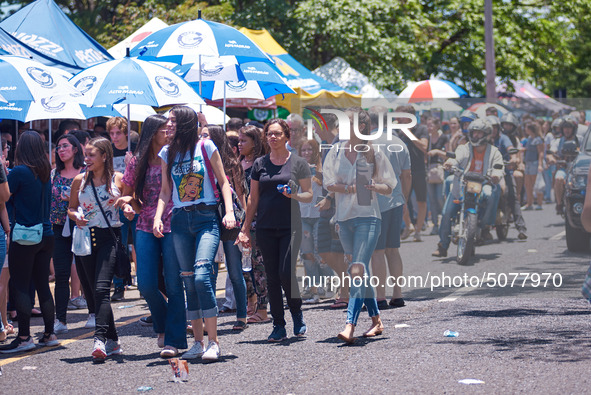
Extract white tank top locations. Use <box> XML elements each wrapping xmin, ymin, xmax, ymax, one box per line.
<box><xmin>78</xmin><ymin>176</ymin><xmax>122</xmax><ymax>228</ymax></box>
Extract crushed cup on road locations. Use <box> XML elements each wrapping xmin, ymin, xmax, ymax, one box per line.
<box><xmin>169</xmin><ymin>358</ymin><xmax>189</xmax><ymax>382</ymax></box>
<box><xmin>443</xmin><ymin>330</ymin><xmax>459</xmax><ymax>337</ymax></box>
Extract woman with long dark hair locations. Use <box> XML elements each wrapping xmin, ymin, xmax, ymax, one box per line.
<box><xmin>0</xmin><ymin>131</ymin><xmax>57</xmax><ymax>353</ymax></box>
<box><xmin>68</xmin><ymin>137</ymin><xmax>135</xmax><ymax>361</ymax></box>
<box><xmin>323</xmin><ymin>108</ymin><xmax>395</xmax><ymax>343</ymax></box>
<box><xmin>238</xmin><ymin>125</ymin><xmax>270</xmax><ymax>323</ymax></box>
<box><xmin>51</xmin><ymin>134</ymin><xmax>90</xmax><ymax>335</ymax></box>
<box><xmin>207</xmin><ymin>125</ymin><xmax>248</xmax><ymax>331</ymax></box>
<box><xmin>154</xmin><ymin>106</ymin><xmax>236</xmax><ymax>361</ymax></box>
<box><xmin>238</xmin><ymin>119</ymin><xmax>313</xmax><ymax>342</ymax></box>
<box><xmin>120</xmin><ymin>114</ymin><xmax>188</xmax><ymax>357</ymax></box>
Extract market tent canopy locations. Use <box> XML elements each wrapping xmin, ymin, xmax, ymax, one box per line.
<box><xmin>0</xmin><ymin>0</ymin><xmax>112</xmax><ymax>72</ymax></box>
<box><xmin>510</xmin><ymin>80</ymin><xmax>574</xmax><ymax>113</ymax></box>
<box><xmin>238</xmin><ymin>28</ymin><xmax>360</xmax><ymax>113</ymax></box>
<box><xmin>313</xmin><ymin>57</ymin><xmax>388</xmax><ymax>98</ymax></box>
<box><xmin>108</xmin><ymin>18</ymin><xmax>169</xmax><ymax>59</ymax></box>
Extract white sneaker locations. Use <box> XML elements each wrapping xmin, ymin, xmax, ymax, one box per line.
<box><xmin>181</xmin><ymin>341</ymin><xmax>204</xmax><ymax>359</ymax></box>
<box><xmin>0</xmin><ymin>336</ymin><xmax>36</xmax><ymax>353</ymax></box>
<box><xmin>401</xmin><ymin>224</ymin><xmax>415</xmax><ymax>240</ymax></box>
<box><xmin>92</xmin><ymin>338</ymin><xmax>106</xmax><ymax>360</ymax></box>
<box><xmin>54</xmin><ymin>320</ymin><xmax>68</xmax><ymax>334</ymax></box>
<box><xmin>67</xmin><ymin>296</ymin><xmax>87</xmax><ymax>310</ymax></box>
<box><xmin>413</xmin><ymin>232</ymin><xmax>422</xmax><ymax>242</ymax></box>
<box><xmin>105</xmin><ymin>339</ymin><xmax>122</xmax><ymax>356</ymax></box>
<box><xmin>85</xmin><ymin>314</ymin><xmax>96</xmax><ymax>329</ymax></box>
<box><xmin>202</xmin><ymin>341</ymin><xmax>220</xmax><ymax>361</ymax></box>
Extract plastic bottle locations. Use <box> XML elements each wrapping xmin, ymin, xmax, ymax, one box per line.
<box><xmin>443</xmin><ymin>330</ymin><xmax>459</xmax><ymax>337</ymax></box>
<box><xmin>241</xmin><ymin>247</ymin><xmax>252</xmax><ymax>272</ymax></box>
<box><xmin>276</xmin><ymin>184</ymin><xmax>291</xmax><ymax>194</ymax></box>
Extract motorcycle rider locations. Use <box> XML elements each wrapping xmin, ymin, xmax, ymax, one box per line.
<box><xmin>488</xmin><ymin>115</ymin><xmax>527</xmax><ymax>240</ymax></box>
<box><xmin>500</xmin><ymin>113</ymin><xmax>525</xmax><ymax>204</ymax></box>
<box><xmin>432</xmin><ymin>118</ymin><xmax>504</xmax><ymax>257</ymax></box>
<box><xmin>548</xmin><ymin>115</ymin><xmax>580</xmax><ymax>215</ymax></box>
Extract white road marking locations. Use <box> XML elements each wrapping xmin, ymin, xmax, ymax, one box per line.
<box><xmin>550</xmin><ymin>231</ymin><xmax>566</xmax><ymax>241</ymax></box>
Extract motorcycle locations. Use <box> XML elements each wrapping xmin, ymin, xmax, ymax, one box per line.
<box><xmin>447</xmin><ymin>152</ymin><xmax>503</xmax><ymax>265</ymax></box>
<box><xmin>548</xmin><ymin>140</ymin><xmax>578</xmax><ymax>218</ymax></box>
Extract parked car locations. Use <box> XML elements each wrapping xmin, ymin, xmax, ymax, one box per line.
<box><xmin>564</xmin><ymin>125</ymin><xmax>591</xmax><ymax>252</ymax></box>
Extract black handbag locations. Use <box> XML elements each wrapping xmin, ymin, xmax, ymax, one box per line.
<box><xmin>89</xmin><ymin>177</ymin><xmax>132</xmax><ymax>286</ymax></box>
<box><xmin>200</xmin><ymin>142</ymin><xmax>246</xmax><ymax>241</ymax></box>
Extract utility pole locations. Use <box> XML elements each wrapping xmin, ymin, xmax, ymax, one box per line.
<box><xmin>484</xmin><ymin>0</ymin><xmax>496</xmax><ymax>102</ymax></box>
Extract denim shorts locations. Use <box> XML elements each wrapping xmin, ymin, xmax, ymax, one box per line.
<box><xmin>524</xmin><ymin>160</ymin><xmax>539</xmax><ymax>176</ymax></box>
<box><xmin>317</xmin><ymin>216</ymin><xmax>344</xmax><ymax>254</ymax></box>
<box><xmin>375</xmin><ymin>205</ymin><xmax>403</xmax><ymax>250</ymax></box>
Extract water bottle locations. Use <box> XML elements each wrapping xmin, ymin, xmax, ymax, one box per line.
<box><xmin>277</xmin><ymin>184</ymin><xmax>291</xmax><ymax>194</ymax></box>
<box><xmin>241</xmin><ymin>247</ymin><xmax>252</xmax><ymax>272</ymax></box>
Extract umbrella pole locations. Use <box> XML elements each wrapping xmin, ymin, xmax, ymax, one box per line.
<box><xmin>127</xmin><ymin>104</ymin><xmax>131</xmax><ymax>152</ymax></box>
<box><xmin>223</xmin><ymin>84</ymin><xmax>227</xmax><ymax>132</ymax></box>
<box><xmin>49</xmin><ymin>120</ymin><xmax>52</xmax><ymax>167</ymax></box>
<box><xmin>199</xmin><ymin>54</ymin><xmax>202</xmax><ymax>114</ymax></box>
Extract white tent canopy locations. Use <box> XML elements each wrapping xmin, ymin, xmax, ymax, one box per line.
<box><xmin>313</xmin><ymin>57</ymin><xmax>393</xmax><ymax>99</ymax></box>
<box><xmin>108</xmin><ymin>18</ymin><xmax>169</xmax><ymax>59</ymax></box>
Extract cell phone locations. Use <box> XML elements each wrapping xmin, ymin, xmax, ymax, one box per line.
<box><xmin>316</xmin><ymin>196</ymin><xmax>325</xmax><ymax>204</ymax></box>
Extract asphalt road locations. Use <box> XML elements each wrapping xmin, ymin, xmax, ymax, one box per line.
<box><xmin>1</xmin><ymin>203</ymin><xmax>590</xmax><ymax>394</ymax></box>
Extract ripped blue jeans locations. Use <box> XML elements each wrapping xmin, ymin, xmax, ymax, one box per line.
<box><xmin>171</xmin><ymin>207</ymin><xmax>220</xmax><ymax>320</ymax></box>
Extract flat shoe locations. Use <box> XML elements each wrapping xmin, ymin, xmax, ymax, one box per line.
<box><xmin>247</xmin><ymin>312</ymin><xmax>271</xmax><ymax>324</ymax></box>
<box><xmin>362</xmin><ymin>325</ymin><xmax>384</xmax><ymax>337</ymax></box>
<box><xmin>232</xmin><ymin>321</ymin><xmax>248</xmax><ymax>331</ymax></box>
<box><xmin>330</xmin><ymin>299</ymin><xmax>349</xmax><ymax>309</ymax></box>
<box><xmin>160</xmin><ymin>346</ymin><xmax>178</xmax><ymax>358</ymax></box>
<box><xmin>337</xmin><ymin>332</ymin><xmax>356</xmax><ymax>344</ymax></box>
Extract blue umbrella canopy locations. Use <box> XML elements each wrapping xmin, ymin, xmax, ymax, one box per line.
<box><xmin>131</xmin><ymin>18</ymin><xmax>272</xmax><ymax>65</ymax></box>
<box><xmin>0</xmin><ymin>0</ymin><xmax>112</xmax><ymax>71</ymax></box>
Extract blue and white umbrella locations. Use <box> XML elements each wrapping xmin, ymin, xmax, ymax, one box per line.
<box><xmin>191</xmin><ymin>62</ymin><xmax>294</xmax><ymax>100</ymax></box>
<box><xmin>130</xmin><ymin>17</ymin><xmax>272</xmax><ymax>65</ymax></box>
<box><xmin>0</xmin><ymin>55</ymin><xmax>82</xmax><ymax>103</ymax></box>
<box><xmin>69</xmin><ymin>52</ymin><xmax>203</xmax><ymax>150</ymax></box>
<box><xmin>172</xmin><ymin>56</ymin><xmax>244</xmax><ymax>82</ymax></box>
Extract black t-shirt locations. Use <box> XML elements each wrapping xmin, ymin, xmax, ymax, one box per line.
<box><xmin>7</xmin><ymin>166</ymin><xmax>53</xmax><ymax>235</ymax></box>
<box><xmin>113</xmin><ymin>142</ymin><xmax>137</xmax><ymax>173</ymax></box>
<box><xmin>251</xmin><ymin>153</ymin><xmax>310</xmax><ymax>230</ymax></box>
<box><xmin>400</xmin><ymin>124</ymin><xmax>428</xmax><ymax>173</ymax></box>
<box><xmin>428</xmin><ymin>134</ymin><xmax>449</xmax><ymax>165</ymax></box>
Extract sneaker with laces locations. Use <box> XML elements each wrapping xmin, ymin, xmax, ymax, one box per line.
<box><xmin>202</xmin><ymin>341</ymin><xmax>221</xmax><ymax>361</ymax></box>
<box><xmin>85</xmin><ymin>314</ymin><xmax>96</xmax><ymax>329</ymax></box>
<box><xmin>54</xmin><ymin>320</ymin><xmax>68</xmax><ymax>334</ymax></box>
<box><xmin>292</xmin><ymin>311</ymin><xmax>307</xmax><ymax>337</ymax></box>
<box><xmin>92</xmin><ymin>338</ymin><xmax>107</xmax><ymax>360</ymax></box>
<box><xmin>39</xmin><ymin>333</ymin><xmax>60</xmax><ymax>347</ymax></box>
<box><xmin>267</xmin><ymin>325</ymin><xmax>287</xmax><ymax>342</ymax></box>
<box><xmin>181</xmin><ymin>341</ymin><xmax>204</xmax><ymax>359</ymax></box>
<box><xmin>105</xmin><ymin>339</ymin><xmax>122</xmax><ymax>356</ymax></box>
<box><xmin>67</xmin><ymin>296</ymin><xmax>88</xmax><ymax>310</ymax></box>
<box><xmin>0</xmin><ymin>336</ymin><xmax>36</xmax><ymax>353</ymax></box>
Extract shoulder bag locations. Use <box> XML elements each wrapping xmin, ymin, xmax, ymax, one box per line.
<box><xmin>89</xmin><ymin>177</ymin><xmax>132</xmax><ymax>286</ymax></box>
<box><xmin>200</xmin><ymin>142</ymin><xmax>246</xmax><ymax>242</ymax></box>
<box><xmin>13</xmin><ymin>178</ymin><xmax>46</xmax><ymax>245</ymax></box>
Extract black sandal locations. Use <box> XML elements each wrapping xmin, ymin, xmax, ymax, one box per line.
<box><xmin>232</xmin><ymin>321</ymin><xmax>248</xmax><ymax>331</ymax></box>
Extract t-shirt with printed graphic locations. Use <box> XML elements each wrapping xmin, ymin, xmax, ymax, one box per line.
<box><xmin>159</xmin><ymin>139</ymin><xmax>218</xmax><ymax>209</ymax></box>
<box><xmin>113</xmin><ymin>142</ymin><xmax>137</xmax><ymax>173</ymax></box>
<box><xmin>469</xmin><ymin>149</ymin><xmax>485</xmax><ymax>173</ymax></box>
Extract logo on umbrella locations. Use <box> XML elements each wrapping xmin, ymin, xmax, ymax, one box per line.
<box><xmin>26</xmin><ymin>67</ymin><xmax>55</xmax><ymax>88</ymax></box>
<box><xmin>202</xmin><ymin>62</ymin><xmax>224</xmax><ymax>77</ymax></box>
<box><xmin>178</xmin><ymin>32</ymin><xmax>203</xmax><ymax>48</ymax></box>
<box><xmin>41</xmin><ymin>97</ymin><xmax>66</xmax><ymax>113</ymax></box>
<box><xmin>155</xmin><ymin>76</ymin><xmax>180</xmax><ymax>97</ymax></box>
<box><xmin>74</xmin><ymin>76</ymin><xmax>97</xmax><ymax>94</ymax></box>
<box><xmin>226</xmin><ymin>81</ymin><xmax>247</xmax><ymax>92</ymax></box>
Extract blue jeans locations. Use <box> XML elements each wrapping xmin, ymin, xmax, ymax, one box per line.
<box><xmin>337</xmin><ymin>217</ymin><xmax>381</xmax><ymax>326</ymax></box>
<box><xmin>301</xmin><ymin>217</ymin><xmax>321</xmax><ymax>282</ymax></box>
<box><xmin>212</xmin><ymin>240</ymin><xmax>247</xmax><ymax>319</ymax></box>
<box><xmin>543</xmin><ymin>164</ymin><xmax>555</xmax><ymax>201</ymax></box>
<box><xmin>136</xmin><ymin>231</ymin><xmax>187</xmax><ymax>349</ymax></box>
<box><xmin>439</xmin><ymin>184</ymin><xmax>501</xmax><ymax>250</ymax></box>
<box><xmin>427</xmin><ymin>182</ymin><xmax>444</xmax><ymax>226</ymax></box>
<box><xmin>0</xmin><ymin>227</ymin><xmax>5</xmax><ymax>333</ymax></box>
<box><xmin>113</xmin><ymin>211</ymin><xmax>138</xmax><ymax>289</ymax></box>
<box><xmin>171</xmin><ymin>208</ymin><xmax>219</xmax><ymax>320</ymax></box>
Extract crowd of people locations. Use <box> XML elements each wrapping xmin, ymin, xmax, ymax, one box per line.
<box><xmin>0</xmin><ymin>103</ymin><xmax>585</xmax><ymax>360</ymax></box>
